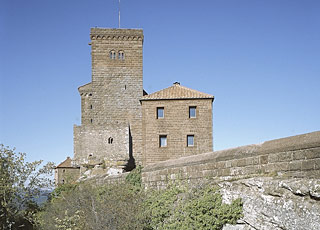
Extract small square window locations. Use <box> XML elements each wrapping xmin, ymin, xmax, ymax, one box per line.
<box><xmin>157</xmin><ymin>107</ymin><xmax>164</xmax><ymax>119</ymax></box>
<box><xmin>159</xmin><ymin>135</ymin><xmax>167</xmax><ymax>147</ymax></box>
<box><xmin>187</xmin><ymin>135</ymin><xmax>194</xmax><ymax>147</ymax></box>
<box><xmin>189</xmin><ymin>106</ymin><xmax>196</xmax><ymax>118</ymax></box>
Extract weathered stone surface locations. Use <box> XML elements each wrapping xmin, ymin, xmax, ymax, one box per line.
<box><xmin>141</xmin><ymin>87</ymin><xmax>214</xmax><ymax>165</ymax></box>
<box><xmin>74</xmin><ymin>28</ymin><xmax>144</xmax><ymax>170</ymax></box>
<box><xmin>221</xmin><ymin>177</ymin><xmax>320</xmax><ymax>230</ymax></box>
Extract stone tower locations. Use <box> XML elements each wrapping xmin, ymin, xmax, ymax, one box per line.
<box><xmin>73</xmin><ymin>28</ymin><xmax>144</xmax><ymax>172</ymax></box>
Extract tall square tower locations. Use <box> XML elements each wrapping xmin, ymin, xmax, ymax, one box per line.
<box><xmin>73</xmin><ymin>28</ymin><xmax>144</xmax><ymax>172</ymax></box>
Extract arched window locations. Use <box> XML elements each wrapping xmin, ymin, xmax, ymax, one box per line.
<box><xmin>118</xmin><ymin>51</ymin><xmax>124</xmax><ymax>60</ymax></box>
<box><xmin>109</xmin><ymin>50</ymin><xmax>116</xmax><ymax>59</ymax></box>
<box><xmin>108</xmin><ymin>137</ymin><xmax>113</xmax><ymax>144</ymax></box>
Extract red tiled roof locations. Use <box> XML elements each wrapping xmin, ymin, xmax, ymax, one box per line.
<box><xmin>56</xmin><ymin>157</ymin><xmax>73</xmax><ymax>168</ymax></box>
<box><xmin>141</xmin><ymin>83</ymin><xmax>214</xmax><ymax>101</ymax></box>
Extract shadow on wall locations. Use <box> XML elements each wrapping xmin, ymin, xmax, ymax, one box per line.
<box><xmin>124</xmin><ymin>126</ymin><xmax>136</xmax><ymax>171</ymax></box>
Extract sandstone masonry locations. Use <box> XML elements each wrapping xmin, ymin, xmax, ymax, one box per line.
<box><xmin>64</xmin><ymin>28</ymin><xmax>214</xmax><ymax>180</ymax></box>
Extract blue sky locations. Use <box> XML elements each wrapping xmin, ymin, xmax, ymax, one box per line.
<box><xmin>1</xmin><ymin>0</ymin><xmax>319</xmax><ymax>165</ymax></box>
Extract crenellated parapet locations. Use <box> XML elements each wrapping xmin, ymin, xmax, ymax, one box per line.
<box><xmin>90</xmin><ymin>28</ymin><xmax>143</xmax><ymax>42</ymax></box>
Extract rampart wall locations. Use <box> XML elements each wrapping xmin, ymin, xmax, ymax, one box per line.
<box><xmin>142</xmin><ymin>131</ymin><xmax>320</xmax><ymax>189</ymax></box>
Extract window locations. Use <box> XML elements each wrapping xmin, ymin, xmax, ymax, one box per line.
<box><xmin>108</xmin><ymin>137</ymin><xmax>113</xmax><ymax>144</ymax></box>
<box><xmin>187</xmin><ymin>135</ymin><xmax>194</xmax><ymax>147</ymax></box>
<box><xmin>118</xmin><ymin>51</ymin><xmax>125</xmax><ymax>60</ymax></box>
<box><xmin>189</xmin><ymin>106</ymin><xmax>196</xmax><ymax>118</ymax></box>
<box><xmin>90</xmin><ymin>119</ymin><xmax>93</xmax><ymax>124</ymax></box>
<box><xmin>109</xmin><ymin>50</ymin><xmax>116</xmax><ymax>59</ymax></box>
<box><xmin>159</xmin><ymin>135</ymin><xmax>167</xmax><ymax>147</ymax></box>
<box><xmin>90</xmin><ymin>105</ymin><xmax>93</xmax><ymax>109</ymax></box>
<box><xmin>157</xmin><ymin>107</ymin><xmax>164</xmax><ymax>119</ymax></box>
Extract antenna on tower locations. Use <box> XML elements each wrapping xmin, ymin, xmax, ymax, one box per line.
<box><xmin>118</xmin><ymin>0</ymin><xmax>121</xmax><ymax>28</ymax></box>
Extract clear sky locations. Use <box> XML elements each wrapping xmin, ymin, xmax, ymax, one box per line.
<box><xmin>1</xmin><ymin>0</ymin><xmax>319</xmax><ymax>165</ymax></box>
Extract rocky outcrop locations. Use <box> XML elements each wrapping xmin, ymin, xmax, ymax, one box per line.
<box><xmin>221</xmin><ymin>177</ymin><xmax>320</xmax><ymax>230</ymax></box>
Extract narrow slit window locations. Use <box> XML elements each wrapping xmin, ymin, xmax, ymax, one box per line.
<box><xmin>157</xmin><ymin>107</ymin><xmax>164</xmax><ymax>119</ymax></box>
<box><xmin>187</xmin><ymin>135</ymin><xmax>194</xmax><ymax>147</ymax></box>
<box><xmin>189</xmin><ymin>106</ymin><xmax>196</xmax><ymax>118</ymax></box>
<box><xmin>159</xmin><ymin>135</ymin><xmax>167</xmax><ymax>147</ymax></box>
<box><xmin>90</xmin><ymin>119</ymin><xmax>93</xmax><ymax>124</ymax></box>
<box><xmin>108</xmin><ymin>137</ymin><xmax>113</xmax><ymax>144</ymax></box>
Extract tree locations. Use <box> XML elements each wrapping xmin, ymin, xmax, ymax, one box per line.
<box><xmin>36</xmin><ymin>182</ymin><xmax>145</xmax><ymax>230</ymax></box>
<box><xmin>0</xmin><ymin>144</ymin><xmax>54</xmax><ymax>229</ymax></box>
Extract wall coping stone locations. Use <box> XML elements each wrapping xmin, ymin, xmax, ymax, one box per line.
<box><xmin>143</xmin><ymin>131</ymin><xmax>320</xmax><ymax>172</ymax></box>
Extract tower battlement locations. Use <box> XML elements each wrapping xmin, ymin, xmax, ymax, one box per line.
<box><xmin>90</xmin><ymin>28</ymin><xmax>143</xmax><ymax>41</ymax></box>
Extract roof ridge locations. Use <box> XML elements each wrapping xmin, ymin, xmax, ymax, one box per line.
<box><xmin>177</xmin><ymin>84</ymin><xmax>213</xmax><ymax>97</ymax></box>
<box><xmin>56</xmin><ymin>157</ymin><xmax>72</xmax><ymax>168</ymax></box>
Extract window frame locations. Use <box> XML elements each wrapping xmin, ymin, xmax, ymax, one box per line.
<box><xmin>189</xmin><ymin>106</ymin><xmax>196</xmax><ymax>118</ymax></box>
<box><xmin>118</xmin><ymin>50</ymin><xmax>125</xmax><ymax>60</ymax></box>
<box><xmin>157</xmin><ymin>107</ymin><xmax>164</xmax><ymax>119</ymax></box>
<box><xmin>109</xmin><ymin>50</ymin><xmax>116</xmax><ymax>60</ymax></box>
<box><xmin>187</xmin><ymin>135</ymin><xmax>194</xmax><ymax>147</ymax></box>
<box><xmin>159</xmin><ymin>135</ymin><xmax>167</xmax><ymax>147</ymax></box>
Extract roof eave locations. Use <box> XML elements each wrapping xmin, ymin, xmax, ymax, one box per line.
<box><xmin>140</xmin><ymin>97</ymin><xmax>214</xmax><ymax>102</ymax></box>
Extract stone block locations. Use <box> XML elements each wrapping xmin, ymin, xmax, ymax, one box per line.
<box><xmin>225</xmin><ymin>160</ymin><xmax>232</xmax><ymax>168</ymax></box>
<box><xmin>292</xmin><ymin>151</ymin><xmax>306</xmax><ymax>160</ymax></box>
<box><xmin>305</xmin><ymin>148</ymin><xmax>320</xmax><ymax>159</ymax></box>
<box><xmin>216</xmin><ymin>161</ymin><xmax>226</xmax><ymax>169</ymax></box>
<box><xmin>202</xmin><ymin>170</ymin><xmax>217</xmax><ymax>178</ymax></box>
<box><xmin>268</xmin><ymin>154</ymin><xmax>278</xmax><ymax>163</ymax></box>
<box><xmin>289</xmin><ymin>161</ymin><xmax>302</xmax><ymax>171</ymax></box>
<box><xmin>265</xmin><ymin>162</ymin><xmax>289</xmax><ymax>172</ymax></box>
<box><xmin>236</xmin><ymin>159</ymin><xmax>247</xmax><ymax>167</ymax></box>
<box><xmin>246</xmin><ymin>157</ymin><xmax>254</xmax><ymax>165</ymax></box>
<box><xmin>230</xmin><ymin>167</ymin><xmax>244</xmax><ymax>176</ymax></box>
<box><xmin>218</xmin><ymin>168</ymin><xmax>231</xmax><ymax>177</ymax></box>
<box><xmin>277</xmin><ymin>152</ymin><xmax>292</xmax><ymax>162</ymax></box>
<box><xmin>301</xmin><ymin>160</ymin><xmax>314</xmax><ymax>171</ymax></box>
<box><xmin>205</xmin><ymin>162</ymin><xmax>217</xmax><ymax>170</ymax></box>
<box><xmin>314</xmin><ymin>159</ymin><xmax>320</xmax><ymax>170</ymax></box>
<box><xmin>259</xmin><ymin>155</ymin><xmax>268</xmax><ymax>164</ymax></box>
<box><xmin>243</xmin><ymin>166</ymin><xmax>256</xmax><ymax>175</ymax></box>
<box><xmin>253</xmin><ymin>157</ymin><xmax>260</xmax><ymax>165</ymax></box>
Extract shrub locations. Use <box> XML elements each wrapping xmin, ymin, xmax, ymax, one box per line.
<box><xmin>143</xmin><ymin>183</ymin><xmax>243</xmax><ymax>230</ymax></box>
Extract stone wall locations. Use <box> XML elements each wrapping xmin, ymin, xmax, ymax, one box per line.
<box><xmin>142</xmin><ymin>131</ymin><xmax>320</xmax><ymax>189</ymax></box>
<box><xmin>55</xmin><ymin>167</ymin><xmax>80</xmax><ymax>186</ymax></box>
<box><xmin>73</xmin><ymin>123</ymin><xmax>129</xmax><ymax>166</ymax></box>
<box><xmin>141</xmin><ymin>99</ymin><xmax>213</xmax><ymax>165</ymax></box>
<box><xmin>90</xmin><ymin>28</ymin><xmax>143</xmax><ymax>165</ymax></box>
<box><xmin>74</xmin><ymin>28</ymin><xmax>144</xmax><ymax>166</ymax></box>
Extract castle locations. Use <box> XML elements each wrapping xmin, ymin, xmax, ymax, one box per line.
<box><xmin>55</xmin><ymin>28</ymin><xmax>214</xmax><ymax>185</ymax></box>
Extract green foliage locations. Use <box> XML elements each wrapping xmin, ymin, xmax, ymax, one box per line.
<box><xmin>143</xmin><ymin>183</ymin><xmax>185</xmax><ymax>229</ymax></box>
<box><xmin>48</xmin><ymin>183</ymin><xmax>78</xmax><ymax>202</ymax></box>
<box><xmin>125</xmin><ymin>165</ymin><xmax>142</xmax><ymax>189</ymax></box>
<box><xmin>144</xmin><ymin>183</ymin><xmax>243</xmax><ymax>230</ymax></box>
<box><xmin>36</xmin><ymin>182</ymin><xmax>145</xmax><ymax>230</ymax></box>
<box><xmin>0</xmin><ymin>144</ymin><xmax>54</xmax><ymax>230</ymax></box>
<box><xmin>54</xmin><ymin>210</ymin><xmax>85</xmax><ymax>230</ymax></box>
<box><xmin>37</xmin><ymin>165</ymin><xmax>243</xmax><ymax>230</ymax></box>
